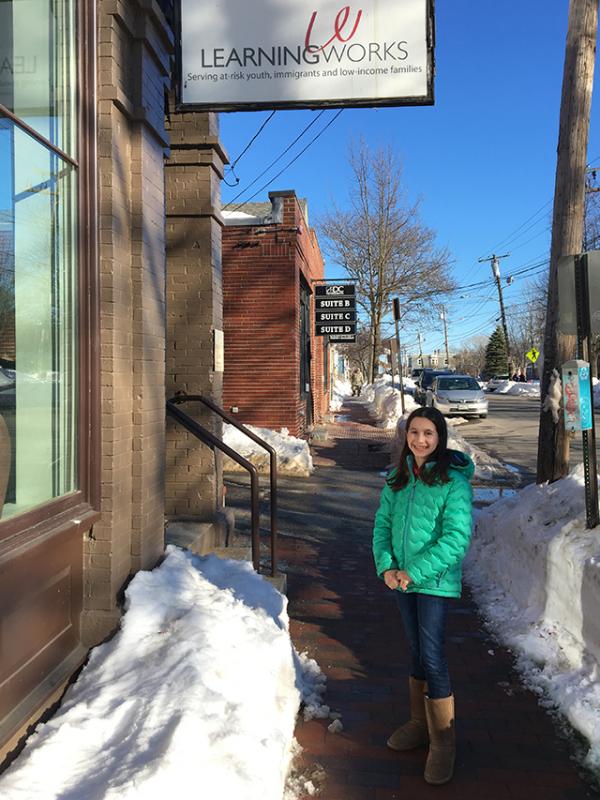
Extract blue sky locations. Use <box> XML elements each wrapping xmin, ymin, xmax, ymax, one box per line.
<box><xmin>219</xmin><ymin>0</ymin><xmax>600</xmax><ymax>358</ymax></box>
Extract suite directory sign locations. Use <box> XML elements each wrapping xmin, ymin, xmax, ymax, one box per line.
<box><xmin>315</xmin><ymin>284</ymin><xmax>356</xmax><ymax>342</ymax></box>
<box><xmin>178</xmin><ymin>0</ymin><xmax>434</xmax><ymax>111</ymax></box>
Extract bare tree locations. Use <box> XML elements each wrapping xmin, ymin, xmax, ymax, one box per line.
<box><xmin>336</xmin><ymin>324</ymin><xmax>372</xmax><ymax>379</ymax></box>
<box><xmin>452</xmin><ymin>335</ymin><xmax>488</xmax><ymax>377</ymax></box>
<box><xmin>507</xmin><ymin>277</ymin><xmax>547</xmax><ymax>375</ymax></box>
<box><xmin>319</xmin><ymin>141</ymin><xmax>455</xmax><ymax>382</ymax></box>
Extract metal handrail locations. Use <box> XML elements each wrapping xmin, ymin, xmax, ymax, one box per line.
<box><xmin>166</xmin><ymin>400</ymin><xmax>261</xmax><ymax>572</ymax></box>
<box><xmin>169</xmin><ymin>392</ymin><xmax>278</xmax><ymax>577</ymax></box>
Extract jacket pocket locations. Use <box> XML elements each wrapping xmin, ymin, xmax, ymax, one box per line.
<box><xmin>435</xmin><ymin>569</ymin><xmax>448</xmax><ymax>588</ymax></box>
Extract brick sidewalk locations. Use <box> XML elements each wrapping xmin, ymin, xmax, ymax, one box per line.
<box><xmin>283</xmin><ymin>399</ymin><xmax>598</xmax><ymax>799</ymax></box>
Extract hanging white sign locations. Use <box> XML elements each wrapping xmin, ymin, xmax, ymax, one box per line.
<box><xmin>179</xmin><ymin>1</ymin><xmax>434</xmax><ymax>111</ymax></box>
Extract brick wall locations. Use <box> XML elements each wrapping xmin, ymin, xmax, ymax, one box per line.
<box><xmin>293</xmin><ymin>200</ymin><xmax>330</xmax><ymax>427</ymax></box>
<box><xmin>83</xmin><ymin>0</ymin><xmax>172</xmax><ymax>645</ymax></box>
<box><xmin>222</xmin><ymin>191</ymin><xmax>328</xmax><ymax>438</ymax></box>
<box><xmin>164</xmin><ymin>109</ymin><xmax>227</xmax><ymax>519</ymax></box>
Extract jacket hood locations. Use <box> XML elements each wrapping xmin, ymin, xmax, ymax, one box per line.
<box><xmin>401</xmin><ymin>449</ymin><xmax>475</xmax><ymax>480</ymax></box>
<box><xmin>448</xmin><ymin>449</ymin><xmax>475</xmax><ymax>479</ymax></box>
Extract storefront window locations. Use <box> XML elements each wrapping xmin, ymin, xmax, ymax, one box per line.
<box><xmin>0</xmin><ymin>0</ymin><xmax>77</xmax><ymax>157</ymax></box>
<box><xmin>0</xmin><ymin>0</ymin><xmax>78</xmax><ymax>521</ymax></box>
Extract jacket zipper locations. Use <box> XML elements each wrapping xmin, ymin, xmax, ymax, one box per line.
<box><xmin>402</xmin><ymin>480</ymin><xmax>417</xmax><ymax>570</ymax></box>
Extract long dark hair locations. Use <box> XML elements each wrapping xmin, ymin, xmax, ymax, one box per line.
<box><xmin>388</xmin><ymin>406</ymin><xmax>451</xmax><ymax>491</ymax></box>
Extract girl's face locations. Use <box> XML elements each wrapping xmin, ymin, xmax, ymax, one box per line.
<box><xmin>407</xmin><ymin>417</ymin><xmax>439</xmax><ymax>467</ymax></box>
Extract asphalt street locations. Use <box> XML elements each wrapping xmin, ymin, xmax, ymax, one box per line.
<box><xmin>456</xmin><ymin>393</ymin><xmax>600</xmax><ymax>485</ymax></box>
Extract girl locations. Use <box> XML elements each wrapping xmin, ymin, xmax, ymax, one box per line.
<box><xmin>372</xmin><ymin>406</ymin><xmax>474</xmax><ymax>785</ymax></box>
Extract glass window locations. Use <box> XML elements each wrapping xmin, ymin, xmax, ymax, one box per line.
<box><xmin>0</xmin><ymin>0</ymin><xmax>77</xmax><ymax>157</ymax></box>
<box><xmin>0</xmin><ymin>116</ymin><xmax>77</xmax><ymax>519</ymax></box>
<box><xmin>438</xmin><ymin>377</ymin><xmax>480</xmax><ymax>391</ymax></box>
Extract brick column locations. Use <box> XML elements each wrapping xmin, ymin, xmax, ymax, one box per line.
<box><xmin>82</xmin><ymin>0</ymin><xmax>172</xmax><ymax>645</ymax></box>
<box><xmin>165</xmin><ymin>108</ymin><xmax>228</xmax><ymax>520</ymax></box>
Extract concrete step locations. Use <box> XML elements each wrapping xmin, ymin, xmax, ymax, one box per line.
<box><xmin>166</xmin><ymin>514</ymin><xmax>287</xmax><ymax>594</ymax></box>
<box><xmin>165</xmin><ymin>509</ymin><xmax>234</xmax><ymax>555</ymax></box>
<box><xmin>212</xmin><ymin>547</ymin><xmax>287</xmax><ymax>594</ymax></box>
<box><xmin>211</xmin><ymin>545</ymin><xmax>252</xmax><ymax>562</ymax></box>
<box><xmin>264</xmin><ymin>571</ymin><xmax>287</xmax><ymax>595</ymax></box>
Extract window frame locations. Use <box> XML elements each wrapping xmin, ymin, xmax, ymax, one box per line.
<box><xmin>0</xmin><ymin>0</ymin><xmax>100</xmax><ymax>542</ymax></box>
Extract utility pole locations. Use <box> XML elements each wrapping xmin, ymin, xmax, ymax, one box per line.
<box><xmin>417</xmin><ymin>332</ymin><xmax>424</xmax><ymax>366</ymax></box>
<box><xmin>479</xmin><ymin>253</ymin><xmax>512</xmax><ymax>372</ymax></box>
<box><xmin>538</xmin><ymin>0</ymin><xmax>598</xmax><ymax>484</ymax></box>
<box><xmin>439</xmin><ymin>307</ymin><xmax>450</xmax><ymax>367</ymax></box>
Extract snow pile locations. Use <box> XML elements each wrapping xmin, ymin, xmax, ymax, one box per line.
<box><xmin>223</xmin><ymin>423</ymin><xmax>313</xmax><ymax>477</ymax></box>
<box><xmin>493</xmin><ymin>379</ymin><xmax>540</xmax><ymax>397</ymax></box>
<box><xmin>362</xmin><ymin>377</ymin><xmax>419</xmax><ymax>429</ymax></box>
<box><xmin>505</xmin><ymin>382</ymin><xmax>540</xmax><ymax>397</ymax></box>
<box><xmin>492</xmin><ymin>379</ymin><xmax>516</xmax><ymax>394</ymax></box>
<box><xmin>465</xmin><ymin>466</ymin><xmax>600</xmax><ymax>769</ymax></box>
<box><xmin>542</xmin><ymin>369</ymin><xmax>562</xmax><ymax>423</ymax></box>
<box><xmin>397</xmin><ymin>376</ymin><xmax>417</xmax><ymax>393</ymax></box>
<box><xmin>448</xmin><ymin>425</ymin><xmax>517</xmax><ymax>482</ymax></box>
<box><xmin>330</xmin><ymin>377</ymin><xmax>351</xmax><ymax>411</ymax></box>
<box><xmin>0</xmin><ymin>547</ymin><xmax>327</xmax><ymax>799</ymax></box>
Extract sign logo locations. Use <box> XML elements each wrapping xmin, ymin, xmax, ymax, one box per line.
<box><xmin>305</xmin><ymin>7</ymin><xmax>363</xmax><ymax>53</ymax></box>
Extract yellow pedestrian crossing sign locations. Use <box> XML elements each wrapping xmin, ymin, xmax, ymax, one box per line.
<box><xmin>526</xmin><ymin>347</ymin><xmax>540</xmax><ymax>363</ymax></box>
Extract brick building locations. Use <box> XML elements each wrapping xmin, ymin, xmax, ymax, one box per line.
<box><xmin>222</xmin><ymin>192</ymin><xmax>330</xmax><ymax>437</ymax></box>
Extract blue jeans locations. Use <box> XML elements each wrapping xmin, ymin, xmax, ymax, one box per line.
<box><xmin>395</xmin><ymin>591</ymin><xmax>451</xmax><ymax>699</ymax></box>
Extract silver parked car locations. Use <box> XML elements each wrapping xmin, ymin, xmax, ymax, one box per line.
<box><xmin>426</xmin><ymin>374</ymin><xmax>488</xmax><ymax>419</ymax></box>
<box><xmin>486</xmin><ymin>374</ymin><xmax>510</xmax><ymax>392</ymax></box>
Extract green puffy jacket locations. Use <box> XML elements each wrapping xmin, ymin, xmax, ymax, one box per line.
<box><xmin>372</xmin><ymin>450</ymin><xmax>474</xmax><ymax>598</ymax></box>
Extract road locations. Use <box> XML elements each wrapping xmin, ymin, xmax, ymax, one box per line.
<box><xmin>456</xmin><ymin>392</ymin><xmax>600</xmax><ymax>484</ymax></box>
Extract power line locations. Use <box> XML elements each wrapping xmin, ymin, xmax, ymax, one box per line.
<box><xmin>481</xmin><ymin>198</ymin><xmax>553</xmax><ymax>256</ymax></box>
<box><xmin>504</xmin><ymin>225</ymin><xmax>551</xmax><ymax>254</ymax></box>
<box><xmin>228</xmin><ymin>109</ymin><xmax>344</xmax><ymax>211</ymax></box>
<box><xmin>456</xmin><ymin>198</ymin><xmax>552</xmax><ymax>286</ymax></box>
<box><xmin>229</xmin><ymin>111</ymin><xmax>277</xmax><ymax>172</ymax></box>
<box><xmin>223</xmin><ymin>110</ymin><xmax>326</xmax><ymax>208</ymax></box>
<box><xmin>223</xmin><ymin>111</ymin><xmax>278</xmax><ymax>187</ymax></box>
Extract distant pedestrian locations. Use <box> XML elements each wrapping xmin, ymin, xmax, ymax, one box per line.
<box><xmin>512</xmin><ymin>372</ymin><xmax>519</xmax><ymax>382</ymax></box>
<box><xmin>350</xmin><ymin>367</ymin><xmax>363</xmax><ymax>397</ymax></box>
<box><xmin>519</xmin><ymin>372</ymin><xmax>526</xmax><ymax>382</ymax></box>
<box><xmin>372</xmin><ymin>406</ymin><xmax>474</xmax><ymax>785</ymax></box>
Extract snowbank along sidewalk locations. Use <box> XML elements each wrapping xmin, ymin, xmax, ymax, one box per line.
<box><xmin>0</xmin><ymin>548</ymin><xmax>328</xmax><ymax>800</ymax></box>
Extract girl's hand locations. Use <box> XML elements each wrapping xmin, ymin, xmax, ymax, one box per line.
<box><xmin>383</xmin><ymin>569</ymin><xmax>400</xmax><ymax>590</ymax></box>
<box><xmin>396</xmin><ymin>570</ymin><xmax>412</xmax><ymax>592</ymax></box>
<box><xmin>383</xmin><ymin>570</ymin><xmax>413</xmax><ymax>591</ymax></box>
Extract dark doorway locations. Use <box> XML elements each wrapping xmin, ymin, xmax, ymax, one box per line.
<box><xmin>299</xmin><ymin>278</ymin><xmax>313</xmax><ymax>429</ymax></box>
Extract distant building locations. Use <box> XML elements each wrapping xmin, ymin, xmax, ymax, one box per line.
<box><xmin>408</xmin><ymin>351</ymin><xmax>455</xmax><ymax>370</ymax></box>
<box><xmin>222</xmin><ymin>191</ymin><xmax>330</xmax><ymax>437</ymax></box>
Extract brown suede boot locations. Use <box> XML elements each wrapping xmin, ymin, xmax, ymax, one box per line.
<box><xmin>424</xmin><ymin>694</ymin><xmax>455</xmax><ymax>784</ymax></box>
<box><xmin>387</xmin><ymin>677</ymin><xmax>428</xmax><ymax>751</ymax></box>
